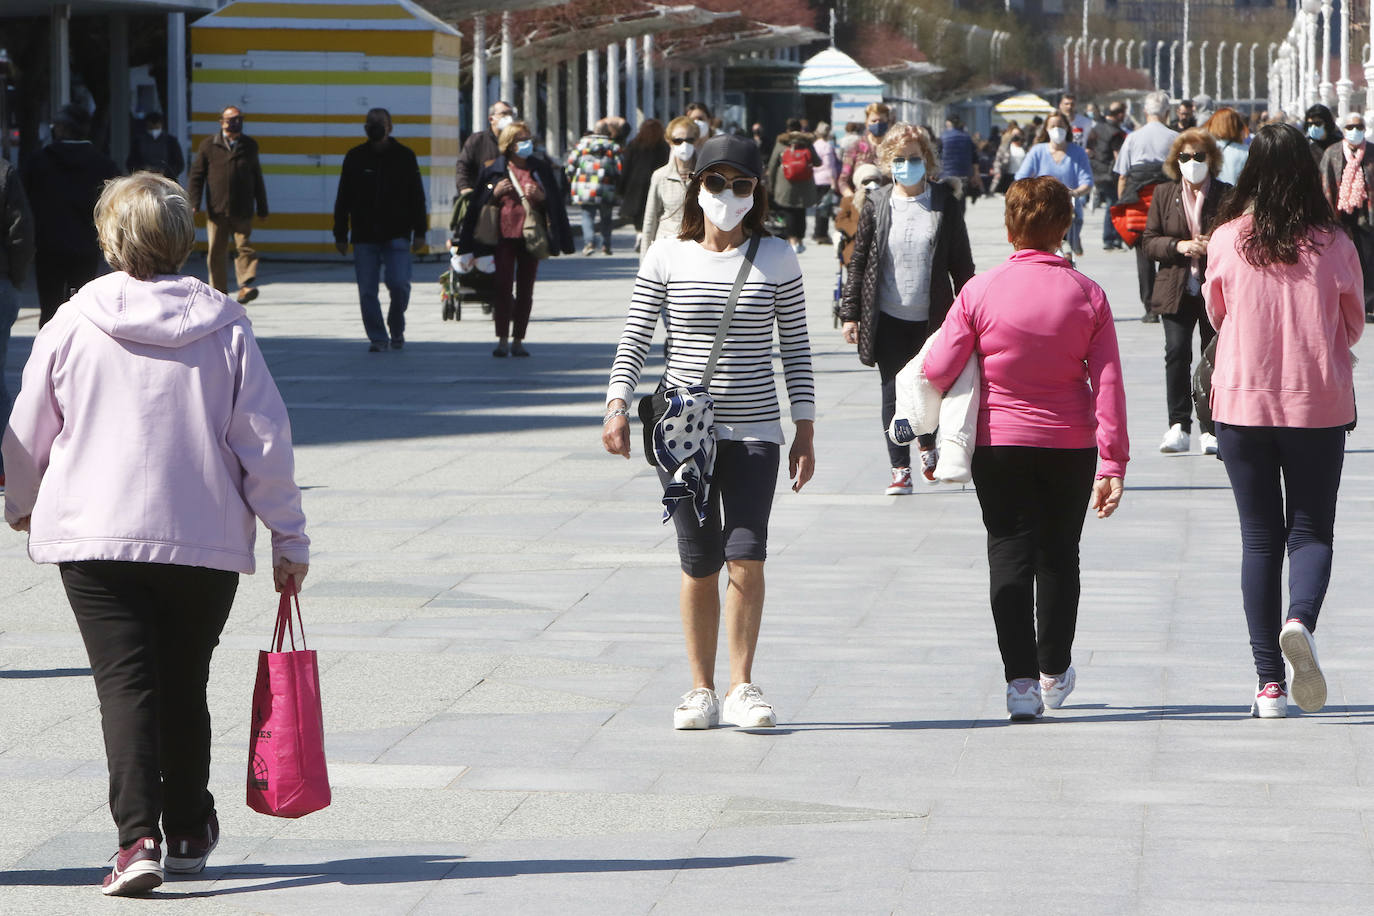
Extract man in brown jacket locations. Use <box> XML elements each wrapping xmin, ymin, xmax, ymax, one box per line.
<box><xmin>188</xmin><ymin>106</ymin><xmax>269</xmax><ymax>302</ymax></box>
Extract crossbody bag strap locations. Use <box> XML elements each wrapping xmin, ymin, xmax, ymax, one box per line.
<box><xmin>700</xmin><ymin>234</ymin><xmax>761</xmax><ymax>390</ymax></box>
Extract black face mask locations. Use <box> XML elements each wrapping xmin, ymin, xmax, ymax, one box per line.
<box><xmin>365</xmin><ymin>124</ymin><xmax>387</xmax><ymax>142</ymax></box>
<box><xmin>223</xmin><ymin>118</ymin><xmax>243</xmax><ymax>132</ymax></box>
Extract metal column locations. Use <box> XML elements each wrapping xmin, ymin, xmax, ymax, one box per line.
<box><xmin>606</xmin><ymin>42</ymin><xmax>620</xmax><ymax>120</ymax></box>
<box><xmin>500</xmin><ymin>11</ymin><xmax>515</xmax><ymax>105</ymax></box>
<box><xmin>567</xmin><ymin>57</ymin><xmax>582</xmax><ymax>149</ymax></box>
<box><xmin>586</xmin><ymin>48</ymin><xmax>601</xmax><ymax>129</ymax></box>
<box><xmin>643</xmin><ymin>34</ymin><xmax>656</xmax><ymax>122</ymax></box>
<box><xmin>471</xmin><ymin>16</ymin><xmax>487</xmax><ymax>135</ymax></box>
<box><xmin>167</xmin><ymin>12</ymin><xmax>187</xmax><ymax>178</ymax></box>
<box><xmin>625</xmin><ymin>37</ymin><xmax>639</xmax><ymax>128</ymax></box>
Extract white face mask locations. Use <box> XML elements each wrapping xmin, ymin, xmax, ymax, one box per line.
<box><xmin>697</xmin><ymin>187</ymin><xmax>753</xmax><ymax>232</ymax></box>
<box><xmin>694</xmin><ymin>119</ymin><xmax>710</xmax><ymax>138</ymax></box>
<box><xmin>147</xmin><ymin>128</ymin><xmax>162</xmax><ymax>139</ymax></box>
<box><xmin>672</xmin><ymin>140</ymin><xmax>696</xmax><ymax>163</ymax></box>
<box><xmin>1047</xmin><ymin>127</ymin><xmax>1067</xmax><ymax>146</ymax></box>
<box><xmin>494</xmin><ymin>115</ymin><xmax>513</xmax><ymax>132</ymax></box>
<box><xmin>1179</xmin><ymin>159</ymin><xmax>1210</xmax><ymax>185</ymax></box>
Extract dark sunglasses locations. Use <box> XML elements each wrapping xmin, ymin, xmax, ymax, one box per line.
<box><xmin>1178</xmin><ymin>151</ymin><xmax>1207</xmax><ymax>163</ymax></box>
<box><xmin>699</xmin><ymin>172</ymin><xmax>758</xmax><ymax>197</ymax></box>
<box><xmin>669</xmin><ymin>136</ymin><xmax>694</xmax><ymax>145</ymax></box>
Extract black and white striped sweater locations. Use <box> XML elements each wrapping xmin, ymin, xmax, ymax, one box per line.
<box><xmin>606</xmin><ymin>236</ymin><xmax>816</xmax><ymax>443</ymax></box>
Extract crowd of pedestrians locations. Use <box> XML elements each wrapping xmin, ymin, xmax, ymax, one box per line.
<box><xmin>2</xmin><ymin>83</ymin><xmax>1371</xmax><ymax>895</ymax></box>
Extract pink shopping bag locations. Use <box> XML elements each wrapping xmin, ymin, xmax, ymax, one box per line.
<box><xmin>247</xmin><ymin>585</ymin><xmax>331</xmax><ymax>818</ymax></box>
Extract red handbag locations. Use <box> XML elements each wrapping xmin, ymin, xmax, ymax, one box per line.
<box><xmin>246</xmin><ymin>585</ymin><xmax>331</xmax><ymax>818</ymax></box>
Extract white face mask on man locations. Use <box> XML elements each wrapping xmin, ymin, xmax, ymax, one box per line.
<box><xmin>697</xmin><ymin>187</ymin><xmax>753</xmax><ymax>232</ymax></box>
<box><xmin>494</xmin><ymin>115</ymin><xmax>513</xmax><ymax>132</ymax></box>
<box><xmin>694</xmin><ymin>119</ymin><xmax>711</xmax><ymax>138</ymax></box>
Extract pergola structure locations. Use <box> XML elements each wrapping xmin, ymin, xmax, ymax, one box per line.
<box><xmin>431</xmin><ymin>0</ymin><xmax>826</xmax><ymax>154</ymax></box>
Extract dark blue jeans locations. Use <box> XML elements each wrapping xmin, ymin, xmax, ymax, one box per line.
<box><xmin>1097</xmin><ymin>180</ymin><xmax>1122</xmax><ymax>247</ymax></box>
<box><xmin>354</xmin><ymin>239</ymin><xmax>411</xmax><ymax>345</ymax></box>
<box><xmin>0</xmin><ymin>276</ymin><xmax>19</xmax><ymax>474</ymax></box>
<box><xmin>1216</xmin><ymin>423</ymin><xmax>1346</xmax><ymax>683</ymax></box>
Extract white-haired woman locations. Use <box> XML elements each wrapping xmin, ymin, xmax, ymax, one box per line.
<box><xmin>838</xmin><ymin>122</ymin><xmax>976</xmax><ymax>494</ymax></box>
<box><xmin>3</xmin><ymin>173</ymin><xmax>309</xmax><ymax>895</ymax></box>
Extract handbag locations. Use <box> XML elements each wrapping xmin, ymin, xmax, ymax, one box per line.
<box><xmin>247</xmin><ymin>584</ymin><xmax>331</xmax><ymax>819</ymax></box>
<box><xmin>474</xmin><ymin>198</ymin><xmax>501</xmax><ymax>247</ymax></box>
<box><xmin>637</xmin><ymin>234</ymin><xmax>760</xmax><ymax>466</ymax></box>
<box><xmin>511</xmin><ymin>171</ymin><xmax>552</xmax><ymax>260</ymax></box>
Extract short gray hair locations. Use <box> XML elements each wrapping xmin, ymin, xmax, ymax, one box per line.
<box><xmin>1143</xmin><ymin>90</ymin><xmax>1171</xmax><ymax>118</ymax></box>
<box><xmin>488</xmin><ymin>100</ymin><xmax>515</xmax><ymax>117</ymax></box>
<box><xmin>95</xmin><ymin>173</ymin><xmax>195</xmax><ymax>280</ymax></box>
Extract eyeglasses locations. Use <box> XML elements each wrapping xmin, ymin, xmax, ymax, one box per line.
<box><xmin>1178</xmin><ymin>151</ymin><xmax>1207</xmax><ymax>163</ymax></box>
<box><xmin>699</xmin><ymin>172</ymin><xmax>758</xmax><ymax>197</ymax></box>
<box><xmin>669</xmin><ymin>136</ymin><xmax>694</xmax><ymax>145</ymax></box>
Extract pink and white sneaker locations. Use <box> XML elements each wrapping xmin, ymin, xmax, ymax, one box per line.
<box><xmin>1040</xmin><ymin>666</ymin><xmax>1076</xmax><ymax>709</ymax></box>
<box><xmin>1251</xmin><ymin>681</ymin><xmax>1288</xmax><ymax>719</ymax></box>
<box><xmin>1279</xmin><ymin>618</ymin><xmax>1327</xmax><ymax>712</ymax></box>
<box><xmin>102</xmin><ymin>837</ymin><xmax>163</xmax><ymax>896</ymax></box>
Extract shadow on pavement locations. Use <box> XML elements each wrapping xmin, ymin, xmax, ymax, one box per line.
<box><xmin>0</xmin><ymin>854</ymin><xmax>790</xmax><ymax>894</ymax></box>
<box><xmin>0</xmin><ymin>667</ymin><xmax>91</xmax><ymax>679</ymax></box>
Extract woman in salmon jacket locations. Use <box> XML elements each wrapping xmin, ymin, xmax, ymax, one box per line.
<box><xmin>1202</xmin><ymin>123</ymin><xmax>1364</xmax><ymax>719</ymax></box>
<box><xmin>3</xmin><ymin>173</ymin><xmax>309</xmax><ymax>896</ymax></box>
<box><xmin>922</xmin><ymin>176</ymin><xmax>1129</xmax><ymax>722</ymax></box>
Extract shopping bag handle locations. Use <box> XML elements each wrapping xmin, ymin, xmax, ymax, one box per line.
<box><xmin>271</xmin><ymin>578</ymin><xmax>308</xmax><ymax>652</ymax></box>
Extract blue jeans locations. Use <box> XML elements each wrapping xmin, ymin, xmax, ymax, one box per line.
<box><xmin>1216</xmin><ymin>423</ymin><xmax>1346</xmax><ymax>683</ymax></box>
<box><xmin>580</xmin><ymin>203</ymin><xmax>613</xmax><ymax>250</ymax></box>
<box><xmin>353</xmin><ymin>239</ymin><xmax>411</xmax><ymax>344</ymax></box>
<box><xmin>0</xmin><ymin>276</ymin><xmax>19</xmax><ymax>474</ymax></box>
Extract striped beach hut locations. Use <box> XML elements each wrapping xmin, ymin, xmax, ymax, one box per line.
<box><xmin>190</xmin><ymin>0</ymin><xmax>461</xmax><ymax>255</ymax></box>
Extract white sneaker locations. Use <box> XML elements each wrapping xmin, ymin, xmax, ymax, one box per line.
<box><xmin>1280</xmin><ymin>619</ymin><xmax>1327</xmax><ymax>712</ymax></box>
<box><xmin>722</xmin><ymin>682</ymin><xmax>777</xmax><ymax>728</ymax></box>
<box><xmin>1039</xmin><ymin>666</ymin><xmax>1076</xmax><ymax>709</ymax></box>
<box><xmin>885</xmin><ymin>466</ymin><xmax>913</xmax><ymax>495</ymax></box>
<box><xmin>1159</xmin><ymin>423</ymin><xmax>1190</xmax><ymax>453</ymax></box>
<box><xmin>1199</xmin><ymin>432</ymin><xmax>1218</xmax><ymax>454</ymax></box>
<box><xmin>918</xmin><ymin>447</ymin><xmax>939</xmax><ymax>482</ymax></box>
<box><xmin>1006</xmin><ymin>678</ymin><xmax>1044</xmax><ymax>721</ymax></box>
<box><xmin>673</xmin><ymin>687</ymin><xmax>719</xmax><ymax>730</ymax></box>
<box><xmin>1251</xmin><ymin>681</ymin><xmax>1288</xmax><ymax>718</ymax></box>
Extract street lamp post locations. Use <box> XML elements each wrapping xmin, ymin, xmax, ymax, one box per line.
<box><xmin>1064</xmin><ymin>36</ymin><xmax>1074</xmax><ymax>91</ymax></box>
<box><xmin>1199</xmin><ymin>40</ymin><xmax>1209</xmax><ymax>97</ymax></box>
<box><xmin>1155</xmin><ymin>40</ymin><xmax>1165</xmax><ymax>90</ymax></box>
<box><xmin>1170</xmin><ymin>40</ymin><xmax>1180</xmax><ymax>97</ymax></box>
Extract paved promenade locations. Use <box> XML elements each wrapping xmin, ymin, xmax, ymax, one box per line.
<box><xmin>3</xmin><ymin>198</ymin><xmax>1374</xmax><ymax>914</ymax></box>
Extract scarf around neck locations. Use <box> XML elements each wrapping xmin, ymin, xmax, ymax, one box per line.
<box><xmin>1339</xmin><ymin>141</ymin><xmax>1368</xmax><ymax>214</ymax></box>
<box><xmin>1180</xmin><ymin>178</ymin><xmax>1209</xmax><ymax>289</ymax></box>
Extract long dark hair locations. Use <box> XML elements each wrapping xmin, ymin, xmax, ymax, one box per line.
<box><xmin>677</xmin><ymin>173</ymin><xmax>770</xmax><ymax>241</ymax></box>
<box><xmin>629</xmin><ymin>118</ymin><xmax>665</xmax><ymax>152</ymax></box>
<box><xmin>1214</xmin><ymin>122</ymin><xmax>1338</xmax><ymax>267</ymax></box>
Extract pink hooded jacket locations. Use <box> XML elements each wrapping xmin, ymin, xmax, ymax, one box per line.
<box><xmin>2</xmin><ymin>272</ymin><xmax>309</xmax><ymax>574</ymax></box>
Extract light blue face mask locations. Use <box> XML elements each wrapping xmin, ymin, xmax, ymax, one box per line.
<box><xmin>515</xmin><ymin>139</ymin><xmax>534</xmax><ymax>158</ymax></box>
<box><xmin>1307</xmin><ymin>124</ymin><xmax>1325</xmax><ymax>141</ymax></box>
<box><xmin>891</xmin><ymin>157</ymin><xmax>926</xmax><ymax>187</ymax></box>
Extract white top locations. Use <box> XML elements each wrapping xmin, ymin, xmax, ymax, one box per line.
<box><xmin>1069</xmin><ymin>113</ymin><xmax>1095</xmax><ymax>147</ymax></box>
<box><xmin>1115</xmin><ymin>121</ymin><xmax>1180</xmax><ymax>175</ymax></box>
<box><xmin>608</xmin><ymin>236</ymin><xmax>816</xmax><ymax>443</ymax></box>
<box><xmin>877</xmin><ymin>188</ymin><xmax>936</xmax><ymax>322</ymax></box>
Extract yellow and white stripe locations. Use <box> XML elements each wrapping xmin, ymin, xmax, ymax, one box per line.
<box><xmin>191</xmin><ymin>0</ymin><xmax>460</xmax><ymax>255</ymax></box>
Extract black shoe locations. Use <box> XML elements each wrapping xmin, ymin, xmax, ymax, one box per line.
<box><xmin>368</xmin><ymin>341</ymin><xmax>389</xmax><ymax>352</ymax></box>
<box><xmin>511</xmin><ymin>341</ymin><xmax>529</xmax><ymax>357</ymax></box>
<box><xmin>390</xmin><ymin>336</ymin><xmax>404</xmax><ymax>350</ymax></box>
<box><xmin>1142</xmin><ymin>313</ymin><xmax>1160</xmax><ymax>324</ymax></box>
<box><xmin>602</xmin><ymin>245</ymin><xmax>612</xmax><ymax>255</ymax></box>
<box><xmin>492</xmin><ymin>343</ymin><xmax>509</xmax><ymax>357</ymax></box>
<box><xmin>1366</xmin><ymin>312</ymin><xmax>1374</xmax><ymax>324</ymax></box>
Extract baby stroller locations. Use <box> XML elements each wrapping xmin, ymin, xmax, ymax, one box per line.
<box><xmin>440</xmin><ymin>252</ymin><xmax>497</xmax><ymax>321</ymax></box>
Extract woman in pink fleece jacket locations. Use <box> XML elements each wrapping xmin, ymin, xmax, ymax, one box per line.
<box><xmin>923</xmin><ymin>177</ymin><xmax>1129</xmax><ymax>722</ymax></box>
<box><xmin>1202</xmin><ymin>123</ymin><xmax>1364</xmax><ymax>719</ymax></box>
<box><xmin>2</xmin><ymin>174</ymin><xmax>309</xmax><ymax>895</ymax></box>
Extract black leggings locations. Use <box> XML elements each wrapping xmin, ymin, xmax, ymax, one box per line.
<box><xmin>1162</xmin><ymin>293</ymin><xmax>1216</xmax><ymax>433</ymax></box>
<box><xmin>875</xmin><ymin>312</ymin><xmax>934</xmax><ymax>468</ymax></box>
<box><xmin>61</xmin><ymin>560</ymin><xmax>239</xmax><ymax>847</ymax></box>
<box><xmin>1216</xmin><ymin>423</ymin><xmax>1346</xmax><ymax>683</ymax></box>
<box><xmin>971</xmin><ymin>446</ymin><xmax>1098</xmax><ymax>682</ymax></box>
<box><xmin>657</xmin><ymin>440</ymin><xmax>779</xmax><ymax>577</ymax></box>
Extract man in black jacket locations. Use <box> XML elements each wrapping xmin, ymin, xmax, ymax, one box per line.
<box><xmin>187</xmin><ymin>105</ymin><xmax>269</xmax><ymax>303</ymax></box>
<box><xmin>333</xmin><ymin>108</ymin><xmax>428</xmax><ymax>352</ymax></box>
<box><xmin>456</xmin><ymin>100</ymin><xmax>514</xmax><ymax>197</ymax></box>
<box><xmin>22</xmin><ymin>104</ymin><xmax>120</xmax><ymax>325</ymax></box>
<box><xmin>126</xmin><ymin>112</ymin><xmax>185</xmax><ymax>180</ymax></box>
<box><xmin>0</xmin><ymin>156</ymin><xmax>34</xmax><ymax>484</ymax></box>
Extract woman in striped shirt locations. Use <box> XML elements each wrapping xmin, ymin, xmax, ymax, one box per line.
<box><xmin>602</xmin><ymin>134</ymin><xmax>816</xmax><ymax>732</ymax></box>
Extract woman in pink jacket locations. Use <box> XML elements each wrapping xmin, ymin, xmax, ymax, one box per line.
<box><xmin>1202</xmin><ymin>123</ymin><xmax>1364</xmax><ymax>719</ymax></box>
<box><xmin>923</xmin><ymin>177</ymin><xmax>1129</xmax><ymax>721</ymax></box>
<box><xmin>2</xmin><ymin>173</ymin><xmax>310</xmax><ymax>895</ymax></box>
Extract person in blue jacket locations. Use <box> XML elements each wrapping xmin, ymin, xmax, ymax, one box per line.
<box><xmin>1015</xmin><ymin>112</ymin><xmax>1093</xmax><ymax>255</ymax></box>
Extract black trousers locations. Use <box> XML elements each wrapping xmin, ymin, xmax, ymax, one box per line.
<box><xmin>1344</xmin><ymin>217</ymin><xmax>1374</xmax><ymax>316</ymax></box>
<box><xmin>776</xmin><ymin>205</ymin><xmax>807</xmax><ymax>239</ymax></box>
<box><xmin>1097</xmin><ymin>180</ymin><xmax>1122</xmax><ymax>247</ymax></box>
<box><xmin>874</xmin><ymin>312</ymin><xmax>934</xmax><ymax>468</ymax></box>
<box><xmin>1162</xmin><ymin>293</ymin><xmax>1217</xmax><ymax>434</ymax></box>
<box><xmin>35</xmin><ymin>252</ymin><xmax>103</xmax><ymax>326</ymax></box>
<box><xmin>61</xmin><ymin>560</ymin><xmax>239</xmax><ymax>847</ymax></box>
<box><xmin>1135</xmin><ymin>242</ymin><xmax>1157</xmax><ymax>314</ymax></box>
<box><xmin>971</xmin><ymin>446</ymin><xmax>1098</xmax><ymax>682</ymax></box>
